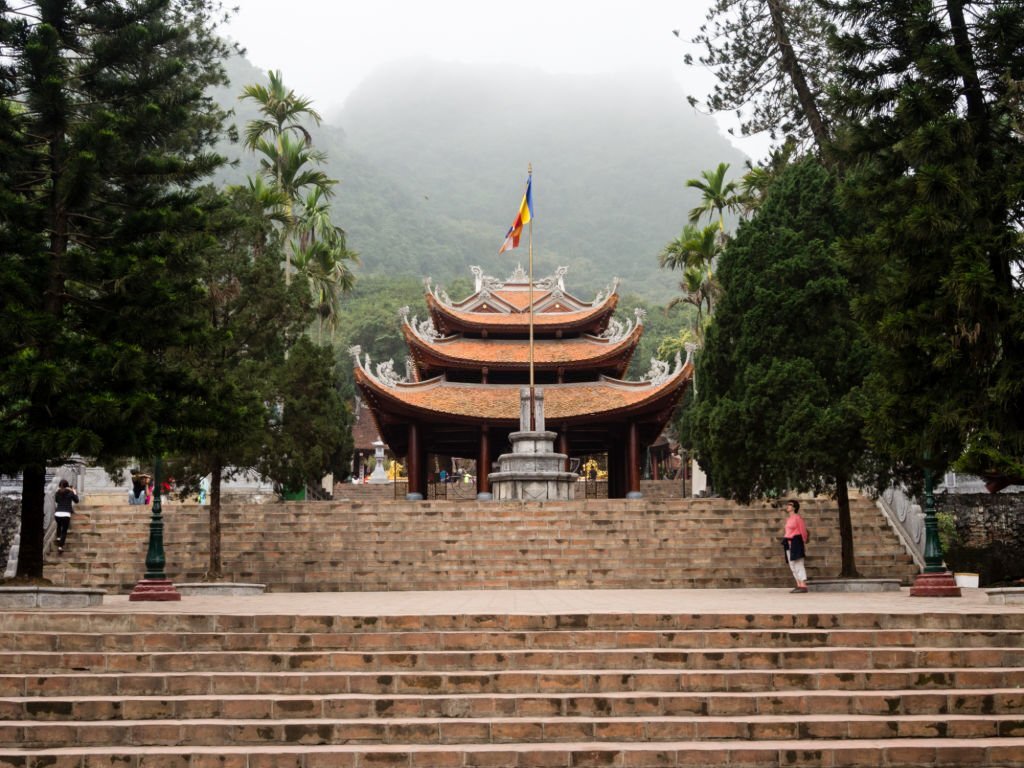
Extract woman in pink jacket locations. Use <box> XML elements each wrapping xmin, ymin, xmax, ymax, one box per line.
<box><xmin>782</xmin><ymin>500</ymin><xmax>810</xmax><ymax>592</ymax></box>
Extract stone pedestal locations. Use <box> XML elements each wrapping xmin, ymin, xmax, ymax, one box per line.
<box><xmin>490</xmin><ymin>388</ymin><xmax>576</xmax><ymax>502</ymax></box>
<box><xmin>368</xmin><ymin>438</ymin><xmax>390</xmax><ymax>484</ymax></box>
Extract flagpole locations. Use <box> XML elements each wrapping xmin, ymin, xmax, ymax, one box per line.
<box><xmin>527</xmin><ymin>163</ymin><xmax>535</xmax><ymax>430</ymax></box>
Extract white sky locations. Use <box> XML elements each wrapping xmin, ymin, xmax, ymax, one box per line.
<box><xmin>219</xmin><ymin>0</ymin><xmax>771</xmax><ymax>159</ymax></box>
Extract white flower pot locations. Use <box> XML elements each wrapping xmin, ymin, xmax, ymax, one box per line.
<box><xmin>954</xmin><ymin>572</ymin><xmax>979</xmax><ymax>589</ymax></box>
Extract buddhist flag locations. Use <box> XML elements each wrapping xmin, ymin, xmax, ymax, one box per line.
<box><xmin>498</xmin><ymin>174</ymin><xmax>533</xmax><ymax>253</ymax></box>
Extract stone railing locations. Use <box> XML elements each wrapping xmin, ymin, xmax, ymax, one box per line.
<box><xmin>874</xmin><ymin>486</ymin><xmax>925</xmax><ymax>570</ymax></box>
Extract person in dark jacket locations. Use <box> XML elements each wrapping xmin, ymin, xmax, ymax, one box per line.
<box><xmin>54</xmin><ymin>479</ymin><xmax>79</xmax><ymax>554</ymax></box>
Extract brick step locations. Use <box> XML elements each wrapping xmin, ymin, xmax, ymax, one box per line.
<box><xmin>8</xmin><ymin>713</ymin><xmax>1024</xmax><ymax>749</ymax></box>
<box><xmin>4</xmin><ymin>611</ymin><xmax>1020</xmax><ymax>633</ymax></box>
<box><xmin>2</xmin><ymin>667</ymin><xmax>1019</xmax><ymax>697</ymax></box>
<box><xmin>5</xmin><ymin>627</ymin><xmax>1019</xmax><ymax>652</ymax></box>
<box><xmin>9</xmin><ymin>646</ymin><xmax>1024</xmax><ymax>675</ymax></box>
<box><xmin>1</xmin><ymin>738</ymin><xmax>1022</xmax><ymax>768</ymax></box>
<box><xmin>3</xmin><ymin>688</ymin><xmax>1020</xmax><ymax>722</ymax></box>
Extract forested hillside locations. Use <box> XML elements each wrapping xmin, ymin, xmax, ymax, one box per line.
<box><xmin>212</xmin><ymin>54</ymin><xmax>747</xmax><ymax>304</ymax></box>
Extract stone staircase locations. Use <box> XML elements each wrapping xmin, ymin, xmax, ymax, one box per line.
<box><xmin>44</xmin><ymin>496</ymin><xmax>917</xmax><ymax>593</ymax></box>
<box><xmin>1</xmin><ymin>608</ymin><xmax>1023</xmax><ymax>766</ymax></box>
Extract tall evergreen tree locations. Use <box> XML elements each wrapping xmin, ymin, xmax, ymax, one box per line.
<box><xmin>689</xmin><ymin>158</ymin><xmax>877</xmax><ymax>576</ymax></box>
<box><xmin>827</xmin><ymin>0</ymin><xmax>1024</xmax><ymax>486</ymax></box>
<box><xmin>682</xmin><ymin>0</ymin><xmax>835</xmax><ymax>152</ymax></box>
<box><xmin>0</xmin><ymin>0</ymin><xmax>231</xmax><ymax>579</ymax></box>
<box><xmin>168</xmin><ymin>186</ymin><xmax>312</xmax><ymax>579</ymax></box>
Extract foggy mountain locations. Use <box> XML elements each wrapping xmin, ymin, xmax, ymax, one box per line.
<box><xmin>213</xmin><ymin>55</ymin><xmax>747</xmax><ymax>303</ymax></box>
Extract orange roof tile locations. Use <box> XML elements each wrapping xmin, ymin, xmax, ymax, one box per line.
<box><xmin>405</xmin><ymin>325</ymin><xmax>641</xmax><ymax>368</ymax></box>
<box><xmin>355</xmin><ymin>364</ymin><xmax>691</xmax><ymax>423</ymax></box>
<box><xmin>428</xmin><ymin>292</ymin><xmax>619</xmax><ymax>330</ymax></box>
<box><xmin>488</xmin><ymin>289</ymin><xmax>551</xmax><ymax>310</ymax></box>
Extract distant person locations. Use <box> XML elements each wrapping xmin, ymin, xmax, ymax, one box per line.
<box><xmin>589</xmin><ymin>467</ymin><xmax>598</xmax><ymax>482</ymax></box>
<box><xmin>53</xmin><ymin>479</ymin><xmax>79</xmax><ymax>555</ymax></box>
<box><xmin>781</xmin><ymin>499</ymin><xmax>810</xmax><ymax>592</ymax></box>
<box><xmin>128</xmin><ymin>474</ymin><xmax>147</xmax><ymax>505</ymax></box>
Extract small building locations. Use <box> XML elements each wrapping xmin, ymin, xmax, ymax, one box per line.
<box><xmin>351</xmin><ymin>265</ymin><xmax>692</xmax><ymax>498</ymax></box>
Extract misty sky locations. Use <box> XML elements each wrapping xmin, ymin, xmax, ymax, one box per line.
<box><xmin>219</xmin><ymin>0</ymin><xmax>770</xmax><ymax>159</ymax></box>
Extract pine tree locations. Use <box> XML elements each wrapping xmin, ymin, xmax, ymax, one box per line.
<box><xmin>0</xmin><ymin>0</ymin><xmax>232</xmax><ymax>578</ymax></box>
<box><xmin>689</xmin><ymin>158</ymin><xmax>878</xmax><ymax>577</ymax></box>
<box><xmin>827</xmin><ymin>0</ymin><xmax>1024</xmax><ymax>485</ymax></box>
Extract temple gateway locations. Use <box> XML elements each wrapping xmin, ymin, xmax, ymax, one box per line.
<box><xmin>351</xmin><ymin>265</ymin><xmax>692</xmax><ymax>498</ymax></box>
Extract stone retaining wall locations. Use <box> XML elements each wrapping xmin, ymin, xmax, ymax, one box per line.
<box><xmin>937</xmin><ymin>491</ymin><xmax>1024</xmax><ymax>586</ymax></box>
<box><xmin>0</xmin><ymin>496</ymin><xmax>18</xmax><ymax>575</ymax></box>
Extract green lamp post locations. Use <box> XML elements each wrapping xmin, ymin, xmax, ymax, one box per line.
<box><xmin>129</xmin><ymin>455</ymin><xmax>181</xmax><ymax>601</ymax></box>
<box><xmin>921</xmin><ymin>466</ymin><xmax>946</xmax><ymax>573</ymax></box>
<box><xmin>909</xmin><ymin>456</ymin><xmax>960</xmax><ymax>597</ymax></box>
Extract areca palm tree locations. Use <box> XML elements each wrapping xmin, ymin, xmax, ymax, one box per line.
<box><xmin>242</xmin><ymin>71</ymin><xmax>333</xmax><ymax>286</ymax></box>
<box><xmin>659</xmin><ymin>223</ymin><xmax>722</xmax><ymax>346</ymax></box>
<box><xmin>241</xmin><ymin>69</ymin><xmax>321</xmax><ymax>152</ymax></box>
<box><xmin>295</xmin><ymin>187</ymin><xmax>358</xmax><ymax>342</ymax></box>
<box><xmin>686</xmin><ymin>162</ymin><xmax>741</xmax><ymax>232</ymax></box>
<box><xmin>659</xmin><ymin>223</ymin><xmax>719</xmax><ymax>272</ymax></box>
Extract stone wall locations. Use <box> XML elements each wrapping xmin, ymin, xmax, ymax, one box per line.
<box><xmin>937</xmin><ymin>491</ymin><xmax>1024</xmax><ymax>586</ymax></box>
<box><xmin>0</xmin><ymin>496</ymin><xmax>19</xmax><ymax>575</ymax></box>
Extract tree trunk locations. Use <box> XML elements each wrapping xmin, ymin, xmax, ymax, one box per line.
<box><xmin>835</xmin><ymin>474</ymin><xmax>860</xmax><ymax>578</ymax></box>
<box><xmin>208</xmin><ymin>463</ymin><xmax>223</xmax><ymax>580</ymax></box>
<box><xmin>15</xmin><ymin>464</ymin><xmax>47</xmax><ymax>580</ymax></box>
<box><xmin>766</xmin><ymin>0</ymin><xmax>831</xmax><ymax>152</ymax></box>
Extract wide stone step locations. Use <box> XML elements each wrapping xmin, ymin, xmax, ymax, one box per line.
<box><xmin>4</xmin><ymin>611</ymin><xmax>1021</xmax><ymax>633</ymax></box>
<box><xmin>2</xmin><ymin>738</ymin><xmax>1022</xmax><ymax>767</ymax></box>
<box><xmin>3</xmin><ymin>688</ymin><xmax>1020</xmax><ymax>722</ymax></box>
<box><xmin>3</xmin><ymin>627</ymin><xmax>1019</xmax><ymax>652</ymax></box>
<box><xmin>7</xmin><ymin>713</ymin><xmax>1024</xmax><ymax>748</ymax></box>
<box><xmin>7</xmin><ymin>645</ymin><xmax>1024</xmax><ymax>675</ymax></box>
<box><xmin>2</xmin><ymin>667</ymin><xmax>1020</xmax><ymax>697</ymax></box>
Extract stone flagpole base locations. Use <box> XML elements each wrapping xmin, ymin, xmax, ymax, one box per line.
<box><xmin>909</xmin><ymin>571</ymin><xmax>961</xmax><ymax>597</ymax></box>
<box><xmin>128</xmin><ymin>579</ymin><xmax>181</xmax><ymax>601</ymax></box>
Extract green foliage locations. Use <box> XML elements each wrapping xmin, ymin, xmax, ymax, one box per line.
<box><xmin>260</xmin><ymin>337</ymin><xmax>352</xmax><ymax>492</ymax></box>
<box><xmin>828</xmin><ymin>0</ymin><xmax>1024</xmax><ymax>480</ymax></box>
<box><xmin>687</xmin><ymin>158</ymin><xmax>878</xmax><ymax>574</ymax></box>
<box><xmin>684</xmin><ymin>1</ymin><xmax>834</xmax><ymax>150</ymax></box>
<box><xmin>240</xmin><ymin>69</ymin><xmax>357</xmax><ymax>337</ymax></box>
<box><xmin>936</xmin><ymin>510</ymin><xmax>959</xmax><ymax>554</ymax></box>
<box><xmin>0</xmin><ymin>0</ymin><xmax>231</xmax><ymax>577</ymax></box>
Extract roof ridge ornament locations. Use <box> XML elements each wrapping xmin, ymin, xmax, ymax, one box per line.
<box><xmin>471</xmin><ymin>265</ymin><xmax>506</xmax><ymax>293</ymax></box>
<box><xmin>594</xmin><ymin>277</ymin><xmax>620</xmax><ymax>305</ymax></box>
<box><xmin>412</xmin><ymin>315</ymin><xmax>442</xmax><ymax>341</ymax></box>
<box><xmin>643</xmin><ymin>351</ymin><xmax>683</xmax><ymax>387</ymax></box>
<box><xmin>535</xmin><ymin>266</ymin><xmax>568</xmax><ymax>292</ymax></box>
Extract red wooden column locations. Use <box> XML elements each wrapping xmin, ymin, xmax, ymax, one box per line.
<box><xmin>477</xmin><ymin>426</ymin><xmax>491</xmax><ymax>497</ymax></box>
<box><xmin>626</xmin><ymin>421</ymin><xmax>642</xmax><ymax>498</ymax></box>
<box><xmin>406</xmin><ymin>422</ymin><xmax>422</xmax><ymax>500</ymax></box>
<box><xmin>558</xmin><ymin>428</ymin><xmax>570</xmax><ymax>472</ymax></box>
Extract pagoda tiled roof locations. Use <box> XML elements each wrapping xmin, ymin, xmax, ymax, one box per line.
<box><xmin>353</xmin><ymin>352</ymin><xmax>692</xmax><ymax>425</ymax></box>
<box><xmin>426</xmin><ymin>266</ymin><xmax>620</xmax><ymax>335</ymax></box>
<box><xmin>427</xmin><ymin>291</ymin><xmax>619</xmax><ymax>333</ymax></box>
<box><xmin>402</xmin><ymin>318</ymin><xmax>642</xmax><ymax>373</ymax></box>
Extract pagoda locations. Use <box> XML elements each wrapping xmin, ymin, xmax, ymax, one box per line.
<box><xmin>351</xmin><ymin>265</ymin><xmax>692</xmax><ymax>499</ymax></box>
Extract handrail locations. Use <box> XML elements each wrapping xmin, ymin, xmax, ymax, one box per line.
<box><xmin>873</xmin><ymin>486</ymin><xmax>925</xmax><ymax>570</ymax></box>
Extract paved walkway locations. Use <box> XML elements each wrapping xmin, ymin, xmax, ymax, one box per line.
<box><xmin>91</xmin><ymin>586</ymin><xmax>1023</xmax><ymax>615</ymax></box>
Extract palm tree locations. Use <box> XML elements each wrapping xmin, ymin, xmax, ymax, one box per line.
<box><xmin>241</xmin><ymin>71</ymin><xmax>332</xmax><ymax>286</ymax></box>
<box><xmin>659</xmin><ymin>223</ymin><xmax>719</xmax><ymax>272</ymax></box>
<box><xmin>241</xmin><ymin>69</ymin><xmax>321</xmax><ymax>152</ymax></box>
<box><xmin>659</xmin><ymin>223</ymin><xmax>721</xmax><ymax>346</ymax></box>
<box><xmin>295</xmin><ymin>187</ymin><xmax>358</xmax><ymax>342</ymax></box>
<box><xmin>686</xmin><ymin>162</ymin><xmax>741</xmax><ymax>232</ymax></box>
